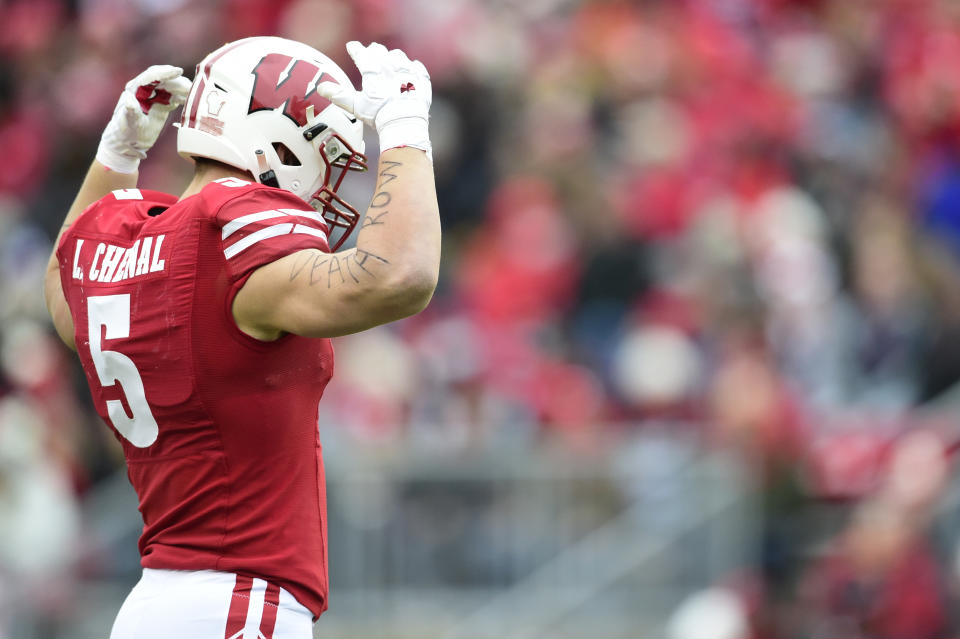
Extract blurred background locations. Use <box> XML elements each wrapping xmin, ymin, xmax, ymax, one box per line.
<box><xmin>4</xmin><ymin>0</ymin><xmax>960</xmax><ymax>637</ymax></box>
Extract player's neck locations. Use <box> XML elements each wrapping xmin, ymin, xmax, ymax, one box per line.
<box><xmin>179</xmin><ymin>163</ymin><xmax>254</xmax><ymax>201</ymax></box>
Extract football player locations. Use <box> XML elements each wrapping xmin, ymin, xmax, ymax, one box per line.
<box><xmin>43</xmin><ymin>37</ymin><xmax>438</xmax><ymax>638</ymax></box>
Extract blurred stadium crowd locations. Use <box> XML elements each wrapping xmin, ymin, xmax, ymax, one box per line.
<box><xmin>5</xmin><ymin>0</ymin><xmax>960</xmax><ymax>637</ymax></box>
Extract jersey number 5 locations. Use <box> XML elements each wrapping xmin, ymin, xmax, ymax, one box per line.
<box><xmin>88</xmin><ymin>294</ymin><xmax>159</xmax><ymax>447</ymax></box>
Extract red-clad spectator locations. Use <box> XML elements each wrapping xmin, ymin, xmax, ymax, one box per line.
<box><xmin>800</xmin><ymin>499</ymin><xmax>949</xmax><ymax>639</ymax></box>
<box><xmin>456</xmin><ymin>177</ymin><xmax>579</xmax><ymax>325</ymax></box>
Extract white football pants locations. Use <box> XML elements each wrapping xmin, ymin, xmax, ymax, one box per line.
<box><xmin>109</xmin><ymin>568</ymin><xmax>313</xmax><ymax>639</ymax></box>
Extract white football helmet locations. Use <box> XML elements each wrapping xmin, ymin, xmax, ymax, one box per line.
<box><xmin>177</xmin><ymin>36</ymin><xmax>367</xmax><ymax>249</ymax></box>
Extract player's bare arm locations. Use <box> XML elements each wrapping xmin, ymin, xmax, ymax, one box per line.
<box><xmin>43</xmin><ymin>66</ymin><xmax>190</xmax><ymax>349</ymax></box>
<box><xmin>44</xmin><ymin>161</ymin><xmax>138</xmax><ymax>349</ymax></box>
<box><xmin>233</xmin><ymin>43</ymin><xmax>440</xmax><ymax>340</ymax></box>
<box><xmin>236</xmin><ymin>147</ymin><xmax>438</xmax><ymax>338</ymax></box>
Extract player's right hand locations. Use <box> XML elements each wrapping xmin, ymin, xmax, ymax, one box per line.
<box><xmin>96</xmin><ymin>65</ymin><xmax>191</xmax><ymax>174</ymax></box>
<box><xmin>317</xmin><ymin>41</ymin><xmax>432</xmax><ymax>160</ymax></box>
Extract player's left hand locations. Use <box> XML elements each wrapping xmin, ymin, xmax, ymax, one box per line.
<box><xmin>96</xmin><ymin>65</ymin><xmax>192</xmax><ymax>174</ymax></box>
<box><xmin>318</xmin><ymin>42</ymin><xmax>432</xmax><ymax>161</ymax></box>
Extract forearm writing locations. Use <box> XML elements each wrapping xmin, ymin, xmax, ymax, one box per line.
<box><xmin>287</xmin><ymin>158</ymin><xmax>403</xmax><ymax>288</ymax></box>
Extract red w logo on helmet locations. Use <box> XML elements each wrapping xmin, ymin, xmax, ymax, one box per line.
<box><xmin>248</xmin><ymin>54</ymin><xmax>336</xmax><ymax>127</ymax></box>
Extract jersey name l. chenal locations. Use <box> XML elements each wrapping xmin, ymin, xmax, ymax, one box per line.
<box><xmin>69</xmin><ymin>233</ymin><xmax>168</xmax><ymax>283</ymax></box>
<box><xmin>57</xmin><ymin>179</ymin><xmax>335</xmax><ymax>619</ymax></box>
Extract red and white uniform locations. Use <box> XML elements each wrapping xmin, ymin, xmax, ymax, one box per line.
<box><xmin>57</xmin><ymin>178</ymin><xmax>335</xmax><ymax>630</ymax></box>
<box><xmin>109</xmin><ymin>568</ymin><xmax>313</xmax><ymax>638</ymax></box>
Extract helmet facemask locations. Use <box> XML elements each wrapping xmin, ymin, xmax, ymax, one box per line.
<box><xmin>308</xmin><ymin>131</ymin><xmax>367</xmax><ymax>251</ymax></box>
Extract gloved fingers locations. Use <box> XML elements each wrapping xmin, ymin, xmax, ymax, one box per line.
<box><xmin>386</xmin><ymin>48</ymin><xmax>412</xmax><ymax>71</ymax></box>
<box><xmin>159</xmin><ymin>76</ymin><xmax>192</xmax><ymax>104</ymax></box>
<box><xmin>411</xmin><ymin>60</ymin><xmax>429</xmax><ymax>79</ymax></box>
<box><xmin>133</xmin><ymin>79</ymin><xmax>190</xmax><ymax>114</ymax></box>
<box><xmin>118</xmin><ymin>91</ymin><xmax>144</xmax><ymax>129</ymax></box>
<box><xmin>316</xmin><ymin>81</ymin><xmax>357</xmax><ymax>114</ymax></box>
<box><xmin>346</xmin><ymin>41</ymin><xmax>388</xmax><ymax>74</ymax></box>
<box><xmin>125</xmin><ymin>65</ymin><xmax>184</xmax><ymax>91</ymax></box>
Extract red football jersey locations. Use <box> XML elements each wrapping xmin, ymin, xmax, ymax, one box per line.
<box><xmin>57</xmin><ymin>178</ymin><xmax>336</xmax><ymax>619</ymax></box>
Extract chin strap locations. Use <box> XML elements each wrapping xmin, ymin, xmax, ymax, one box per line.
<box><xmin>255</xmin><ymin>149</ymin><xmax>280</xmax><ymax>188</ymax></box>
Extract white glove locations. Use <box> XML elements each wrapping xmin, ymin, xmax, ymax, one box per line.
<box><xmin>96</xmin><ymin>65</ymin><xmax>191</xmax><ymax>173</ymax></box>
<box><xmin>318</xmin><ymin>41</ymin><xmax>432</xmax><ymax>160</ymax></box>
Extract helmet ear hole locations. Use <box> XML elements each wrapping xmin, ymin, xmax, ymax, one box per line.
<box><xmin>272</xmin><ymin>142</ymin><xmax>301</xmax><ymax>166</ymax></box>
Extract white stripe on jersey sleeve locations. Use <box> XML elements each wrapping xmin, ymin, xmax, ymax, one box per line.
<box><xmin>278</xmin><ymin>208</ymin><xmax>326</xmax><ymax>225</ymax></box>
<box><xmin>291</xmin><ymin>224</ymin><xmax>328</xmax><ymax>240</ymax></box>
<box><xmin>223</xmin><ymin>223</ymin><xmax>294</xmax><ymax>259</ymax></box>
<box><xmin>113</xmin><ymin>188</ymin><xmax>143</xmax><ymax>200</ymax></box>
<box><xmin>221</xmin><ymin>210</ymin><xmax>286</xmax><ymax>240</ymax></box>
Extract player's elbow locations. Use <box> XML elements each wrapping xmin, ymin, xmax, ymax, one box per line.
<box><xmin>293</xmin><ymin>266</ymin><xmax>437</xmax><ymax>338</ymax></box>
<box><xmin>381</xmin><ymin>264</ymin><xmax>438</xmax><ymax>319</ymax></box>
<box><xmin>43</xmin><ymin>271</ymin><xmax>76</xmax><ymax>350</ymax></box>
<box><xmin>43</xmin><ymin>270</ymin><xmax>57</xmax><ymax>317</ymax></box>
<box><xmin>403</xmin><ymin>266</ymin><xmax>439</xmax><ymax>314</ymax></box>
